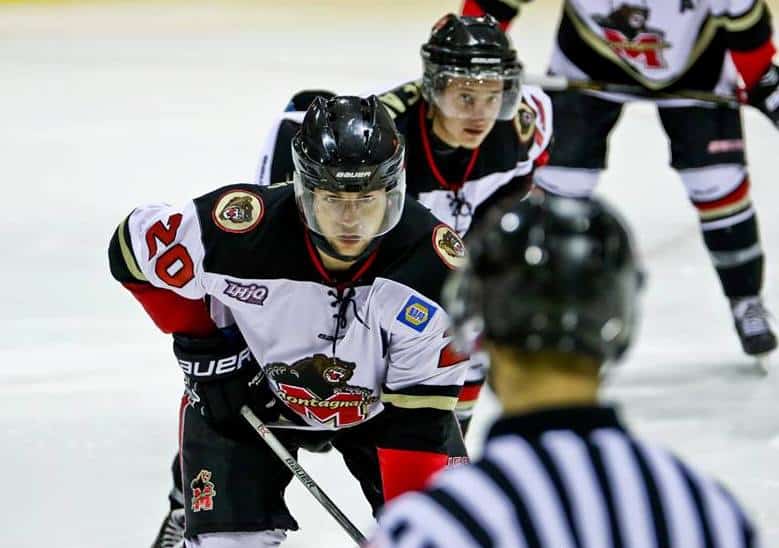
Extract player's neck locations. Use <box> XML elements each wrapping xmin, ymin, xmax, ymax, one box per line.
<box><xmin>317</xmin><ymin>247</ymin><xmax>357</xmax><ymax>272</ymax></box>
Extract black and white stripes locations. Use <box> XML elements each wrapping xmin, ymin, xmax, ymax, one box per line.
<box><xmin>372</xmin><ymin>406</ymin><xmax>757</xmax><ymax>548</ymax></box>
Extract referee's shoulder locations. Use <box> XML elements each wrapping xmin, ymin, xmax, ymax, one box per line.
<box><xmin>625</xmin><ymin>433</ymin><xmax>759</xmax><ymax>547</ymax></box>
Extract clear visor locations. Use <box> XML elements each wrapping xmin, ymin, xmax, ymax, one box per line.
<box><xmin>294</xmin><ymin>172</ymin><xmax>406</xmax><ymax>243</ymax></box>
<box><xmin>429</xmin><ymin>68</ymin><xmax>522</xmax><ymax>121</ymax></box>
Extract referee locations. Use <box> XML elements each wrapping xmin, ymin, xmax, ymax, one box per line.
<box><xmin>368</xmin><ymin>193</ymin><xmax>759</xmax><ymax>548</ymax></box>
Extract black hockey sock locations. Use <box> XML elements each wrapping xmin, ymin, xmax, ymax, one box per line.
<box><xmin>701</xmin><ymin>214</ymin><xmax>763</xmax><ymax>298</ymax></box>
<box><xmin>169</xmin><ymin>452</ymin><xmax>184</xmax><ymax>510</ymax></box>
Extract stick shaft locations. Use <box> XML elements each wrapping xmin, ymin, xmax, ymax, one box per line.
<box><xmin>240</xmin><ymin>406</ymin><xmax>367</xmax><ymax>545</ymax></box>
<box><xmin>526</xmin><ymin>74</ymin><xmax>741</xmax><ymax>108</ymax></box>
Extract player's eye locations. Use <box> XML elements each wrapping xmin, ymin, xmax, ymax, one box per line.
<box><xmin>459</xmin><ymin>94</ymin><xmax>475</xmax><ymax>106</ymax></box>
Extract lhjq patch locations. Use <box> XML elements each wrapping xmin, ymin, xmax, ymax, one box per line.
<box><xmin>212</xmin><ymin>190</ymin><xmax>264</xmax><ymax>233</ymax></box>
<box><xmin>396</xmin><ymin>295</ymin><xmax>437</xmax><ymax>332</ymax></box>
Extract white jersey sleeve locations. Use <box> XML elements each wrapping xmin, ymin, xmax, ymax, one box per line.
<box><xmin>123</xmin><ymin>201</ymin><xmax>208</xmax><ymax>300</ymax></box>
<box><xmin>377</xmin><ymin>281</ymin><xmax>469</xmax><ymax>412</ymax></box>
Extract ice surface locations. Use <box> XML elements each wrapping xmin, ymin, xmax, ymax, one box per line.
<box><xmin>1</xmin><ymin>2</ymin><xmax>777</xmax><ymax>546</ymax></box>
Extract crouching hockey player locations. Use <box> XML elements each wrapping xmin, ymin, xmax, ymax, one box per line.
<box><xmin>109</xmin><ymin>96</ymin><xmax>470</xmax><ymax>547</ymax></box>
<box><xmin>256</xmin><ymin>13</ymin><xmax>553</xmax><ymax>434</ymax></box>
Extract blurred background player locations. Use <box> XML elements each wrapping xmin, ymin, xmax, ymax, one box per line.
<box><xmin>256</xmin><ymin>13</ymin><xmax>552</xmax><ymax>434</ymax></box>
<box><xmin>111</xmin><ymin>96</ymin><xmax>470</xmax><ymax>547</ymax></box>
<box><xmin>370</xmin><ymin>192</ymin><xmax>760</xmax><ymax>548</ymax></box>
<box><xmin>460</xmin><ymin>0</ymin><xmax>533</xmax><ymax>30</ymax></box>
<box><xmin>478</xmin><ymin>0</ymin><xmax>778</xmax><ymax>361</ymax></box>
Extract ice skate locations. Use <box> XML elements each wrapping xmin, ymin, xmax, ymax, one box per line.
<box><xmin>732</xmin><ymin>297</ymin><xmax>777</xmax><ymax>373</ymax></box>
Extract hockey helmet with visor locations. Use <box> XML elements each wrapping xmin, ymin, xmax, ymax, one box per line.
<box><xmin>421</xmin><ymin>13</ymin><xmax>523</xmax><ymax>121</ymax></box>
<box><xmin>292</xmin><ymin>95</ymin><xmax>406</xmax><ymax>261</ymax></box>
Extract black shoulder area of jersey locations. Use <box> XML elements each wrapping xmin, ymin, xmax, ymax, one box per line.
<box><xmin>193</xmin><ymin>182</ymin><xmax>317</xmax><ymax>281</ymax></box>
<box><xmin>480</xmin><ymin>117</ymin><xmax>529</xmax><ymax>170</ymax></box>
<box><xmin>377</xmin><ymin>80</ymin><xmax>424</xmax><ymax>134</ymax></box>
<box><xmin>373</xmin><ymin>197</ymin><xmax>466</xmax><ymax>305</ymax></box>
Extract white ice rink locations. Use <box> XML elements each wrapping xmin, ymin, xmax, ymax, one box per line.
<box><xmin>1</xmin><ymin>1</ymin><xmax>778</xmax><ymax>546</ymax></box>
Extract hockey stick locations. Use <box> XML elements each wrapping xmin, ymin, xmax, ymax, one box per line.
<box><xmin>526</xmin><ymin>74</ymin><xmax>741</xmax><ymax>108</ymax></box>
<box><xmin>240</xmin><ymin>405</ymin><xmax>367</xmax><ymax>545</ymax></box>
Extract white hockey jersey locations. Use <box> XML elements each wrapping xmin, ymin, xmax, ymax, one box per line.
<box><xmin>113</xmin><ymin>183</ymin><xmax>469</xmax><ymax>431</ymax></box>
<box><xmin>551</xmin><ymin>0</ymin><xmax>771</xmax><ymax>96</ymax></box>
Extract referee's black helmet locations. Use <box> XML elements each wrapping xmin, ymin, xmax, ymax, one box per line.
<box><xmin>444</xmin><ymin>192</ymin><xmax>644</xmax><ymax>362</ymax></box>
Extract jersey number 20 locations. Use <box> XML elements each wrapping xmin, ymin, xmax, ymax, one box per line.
<box><xmin>145</xmin><ymin>213</ymin><xmax>195</xmax><ymax>288</ymax></box>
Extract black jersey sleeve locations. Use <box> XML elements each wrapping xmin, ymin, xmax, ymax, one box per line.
<box><xmin>378</xmin><ymin>80</ymin><xmax>424</xmax><ymax>133</ymax></box>
<box><xmin>725</xmin><ymin>1</ymin><xmax>773</xmax><ymax>51</ymax></box>
<box><xmin>462</xmin><ymin>0</ymin><xmax>522</xmax><ymax>28</ymax></box>
<box><xmin>254</xmin><ymin>114</ymin><xmax>304</xmax><ymax>186</ymax></box>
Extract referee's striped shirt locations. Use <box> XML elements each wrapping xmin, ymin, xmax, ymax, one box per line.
<box><xmin>370</xmin><ymin>405</ymin><xmax>759</xmax><ymax>548</ymax></box>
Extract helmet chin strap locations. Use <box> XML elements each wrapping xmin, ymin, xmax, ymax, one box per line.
<box><xmin>308</xmin><ymin>230</ymin><xmax>384</xmax><ymax>265</ymax></box>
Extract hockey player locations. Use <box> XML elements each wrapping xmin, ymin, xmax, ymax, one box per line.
<box><xmin>370</xmin><ymin>193</ymin><xmax>760</xmax><ymax>548</ymax></box>
<box><xmin>256</xmin><ymin>13</ymin><xmax>553</xmax><ymax>432</ymax></box>
<box><xmin>150</xmin><ymin>15</ymin><xmax>541</xmax><ymax>546</ymax></box>
<box><xmin>109</xmin><ymin>95</ymin><xmax>470</xmax><ymax>547</ymax></box>
<box><xmin>477</xmin><ymin>0</ymin><xmax>777</xmax><ymax>359</ymax></box>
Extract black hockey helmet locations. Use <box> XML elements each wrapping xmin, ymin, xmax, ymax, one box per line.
<box><xmin>291</xmin><ymin>95</ymin><xmax>406</xmax><ymax>260</ymax></box>
<box><xmin>444</xmin><ymin>193</ymin><xmax>643</xmax><ymax>363</ymax></box>
<box><xmin>421</xmin><ymin>13</ymin><xmax>522</xmax><ymax>120</ymax></box>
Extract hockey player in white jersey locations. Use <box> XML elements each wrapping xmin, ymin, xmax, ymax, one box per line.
<box><xmin>256</xmin><ymin>14</ymin><xmax>553</xmax><ymax>434</ymax></box>
<box><xmin>109</xmin><ymin>95</ymin><xmax>470</xmax><ymax>547</ymax></box>
<box><xmin>517</xmin><ymin>0</ymin><xmax>779</xmax><ymax>360</ymax></box>
<box><xmin>147</xmin><ymin>15</ymin><xmax>544</xmax><ymax>547</ymax></box>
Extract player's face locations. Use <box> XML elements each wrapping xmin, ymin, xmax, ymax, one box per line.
<box><xmin>435</xmin><ymin>78</ymin><xmax>503</xmax><ymax>148</ymax></box>
<box><xmin>312</xmin><ymin>189</ymin><xmax>388</xmax><ymax>257</ymax></box>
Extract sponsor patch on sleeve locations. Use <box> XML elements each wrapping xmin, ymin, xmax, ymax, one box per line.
<box><xmin>212</xmin><ymin>189</ymin><xmax>264</xmax><ymax>233</ymax></box>
<box><xmin>396</xmin><ymin>295</ymin><xmax>438</xmax><ymax>333</ymax></box>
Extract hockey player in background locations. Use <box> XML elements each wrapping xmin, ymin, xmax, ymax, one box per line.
<box><xmin>370</xmin><ymin>192</ymin><xmax>760</xmax><ymax>548</ymax></box>
<box><xmin>109</xmin><ymin>95</ymin><xmax>470</xmax><ymax>547</ymax></box>
<box><xmin>257</xmin><ymin>13</ymin><xmax>553</xmax><ymax>433</ymax></box>
<box><xmin>460</xmin><ymin>0</ymin><xmax>532</xmax><ymax>30</ymax></box>
<box><xmin>472</xmin><ymin>0</ymin><xmax>778</xmax><ymax>359</ymax></box>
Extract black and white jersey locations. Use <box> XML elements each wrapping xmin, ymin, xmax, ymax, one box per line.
<box><xmin>551</xmin><ymin>0</ymin><xmax>771</xmax><ymax>97</ymax></box>
<box><xmin>113</xmin><ymin>183</ymin><xmax>470</xmax><ymax>431</ymax></box>
<box><xmin>371</xmin><ymin>406</ymin><xmax>760</xmax><ymax>548</ymax></box>
<box><xmin>254</xmin><ymin>81</ymin><xmax>552</xmax><ymax>236</ymax></box>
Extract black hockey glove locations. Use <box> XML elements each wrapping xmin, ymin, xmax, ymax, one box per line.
<box><xmin>747</xmin><ymin>63</ymin><xmax>779</xmax><ymax>127</ymax></box>
<box><xmin>174</xmin><ymin>327</ymin><xmax>279</xmax><ymax>434</ymax></box>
